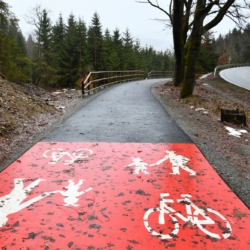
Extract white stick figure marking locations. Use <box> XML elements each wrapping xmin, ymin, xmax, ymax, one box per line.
<box><xmin>125</xmin><ymin>158</ymin><xmax>150</xmax><ymax>174</ymax></box>
<box><xmin>0</xmin><ymin>179</ymin><xmax>93</xmax><ymax>227</ymax></box>
<box><xmin>150</xmin><ymin>150</ymin><xmax>196</xmax><ymax>176</ymax></box>
<box><xmin>0</xmin><ymin>178</ymin><xmax>49</xmax><ymax>226</ymax></box>
<box><xmin>49</xmin><ymin>180</ymin><xmax>93</xmax><ymax>207</ymax></box>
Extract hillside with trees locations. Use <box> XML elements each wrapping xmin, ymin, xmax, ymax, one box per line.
<box><xmin>214</xmin><ymin>25</ymin><xmax>250</xmax><ymax>64</ymax></box>
<box><xmin>1</xmin><ymin>1</ymin><xmax>250</xmax><ymax>92</ymax></box>
<box><xmin>0</xmin><ymin>2</ymin><xmax>174</xmax><ymax>89</ymax></box>
<box><xmin>144</xmin><ymin>0</ymin><xmax>250</xmax><ymax>98</ymax></box>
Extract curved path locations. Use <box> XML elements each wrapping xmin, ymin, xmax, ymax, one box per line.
<box><xmin>220</xmin><ymin>66</ymin><xmax>250</xmax><ymax>90</ymax></box>
<box><xmin>41</xmin><ymin>79</ymin><xmax>191</xmax><ymax>143</ymax></box>
<box><xmin>1</xmin><ymin>79</ymin><xmax>249</xmax><ymax>249</ymax></box>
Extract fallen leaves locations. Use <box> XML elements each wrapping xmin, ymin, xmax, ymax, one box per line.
<box><xmin>233</xmin><ymin>209</ymin><xmax>247</xmax><ymax>219</ymax></box>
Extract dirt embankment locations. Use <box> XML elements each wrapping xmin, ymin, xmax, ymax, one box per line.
<box><xmin>0</xmin><ymin>79</ymin><xmax>84</xmax><ymax>169</ymax></box>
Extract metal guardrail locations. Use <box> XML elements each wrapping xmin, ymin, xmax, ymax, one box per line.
<box><xmin>148</xmin><ymin>70</ymin><xmax>173</xmax><ymax>79</ymax></box>
<box><xmin>214</xmin><ymin>63</ymin><xmax>250</xmax><ymax>76</ymax></box>
<box><xmin>82</xmin><ymin>70</ymin><xmax>145</xmax><ymax>97</ymax></box>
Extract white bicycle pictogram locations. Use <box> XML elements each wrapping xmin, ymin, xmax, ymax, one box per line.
<box><xmin>144</xmin><ymin>193</ymin><xmax>232</xmax><ymax>239</ymax></box>
<box><xmin>43</xmin><ymin>148</ymin><xmax>93</xmax><ymax>165</ymax></box>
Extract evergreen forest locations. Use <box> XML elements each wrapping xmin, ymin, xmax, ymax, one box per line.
<box><xmin>0</xmin><ymin>3</ymin><xmax>174</xmax><ymax>89</ymax></box>
<box><xmin>0</xmin><ymin>1</ymin><xmax>250</xmax><ymax>89</ymax></box>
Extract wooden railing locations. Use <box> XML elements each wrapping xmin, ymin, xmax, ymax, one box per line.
<box><xmin>82</xmin><ymin>70</ymin><xmax>145</xmax><ymax>97</ymax></box>
<box><xmin>148</xmin><ymin>70</ymin><xmax>173</xmax><ymax>79</ymax></box>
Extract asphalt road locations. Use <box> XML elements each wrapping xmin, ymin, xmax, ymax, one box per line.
<box><xmin>220</xmin><ymin>66</ymin><xmax>250</xmax><ymax>90</ymax></box>
<box><xmin>2</xmin><ymin>79</ymin><xmax>250</xmax><ymax>249</ymax></box>
<box><xmin>41</xmin><ymin>79</ymin><xmax>191</xmax><ymax>143</ymax></box>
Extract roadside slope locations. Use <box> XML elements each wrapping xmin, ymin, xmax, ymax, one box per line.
<box><xmin>151</xmin><ymin>76</ymin><xmax>250</xmax><ymax>208</ymax></box>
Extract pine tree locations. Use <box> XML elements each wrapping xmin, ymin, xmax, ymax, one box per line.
<box><xmin>26</xmin><ymin>35</ymin><xmax>36</xmax><ymax>60</ymax></box>
<box><xmin>77</xmin><ymin>18</ymin><xmax>88</xmax><ymax>78</ymax></box>
<box><xmin>57</xmin><ymin>14</ymin><xmax>80</xmax><ymax>88</ymax></box>
<box><xmin>0</xmin><ymin>1</ymin><xmax>14</xmax><ymax>75</ymax></box>
<box><xmin>241</xmin><ymin>24</ymin><xmax>250</xmax><ymax>63</ymax></box>
<box><xmin>33</xmin><ymin>8</ymin><xmax>56</xmax><ymax>86</ymax></box>
<box><xmin>7</xmin><ymin>22</ymin><xmax>32</xmax><ymax>82</ymax></box>
<box><xmin>122</xmin><ymin>28</ymin><xmax>136</xmax><ymax>70</ymax></box>
<box><xmin>102</xmin><ymin>28</ymin><xmax>112</xmax><ymax>70</ymax></box>
<box><xmin>51</xmin><ymin>14</ymin><xmax>65</xmax><ymax>72</ymax></box>
<box><xmin>87</xmin><ymin>12</ymin><xmax>103</xmax><ymax>71</ymax></box>
<box><xmin>111</xmin><ymin>28</ymin><xmax>123</xmax><ymax>69</ymax></box>
<box><xmin>197</xmin><ymin>31</ymin><xmax>217</xmax><ymax>72</ymax></box>
<box><xmin>0</xmin><ymin>1</ymin><xmax>32</xmax><ymax>81</ymax></box>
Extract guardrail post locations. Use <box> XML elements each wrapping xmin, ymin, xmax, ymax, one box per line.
<box><xmin>82</xmin><ymin>79</ymin><xmax>85</xmax><ymax>98</ymax></box>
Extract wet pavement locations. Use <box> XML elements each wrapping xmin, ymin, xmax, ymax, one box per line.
<box><xmin>1</xmin><ymin>79</ymin><xmax>250</xmax><ymax>250</ymax></box>
<box><xmin>41</xmin><ymin>79</ymin><xmax>191</xmax><ymax>143</ymax></box>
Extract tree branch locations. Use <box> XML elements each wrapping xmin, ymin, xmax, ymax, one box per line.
<box><xmin>136</xmin><ymin>0</ymin><xmax>172</xmax><ymax>22</ymax></box>
<box><xmin>204</xmin><ymin>0</ymin><xmax>236</xmax><ymax>31</ymax></box>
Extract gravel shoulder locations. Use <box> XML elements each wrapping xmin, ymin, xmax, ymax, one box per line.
<box><xmin>151</xmin><ymin>76</ymin><xmax>250</xmax><ymax>208</ymax></box>
<box><xmin>0</xmin><ymin>79</ymin><xmax>105</xmax><ymax>171</ymax></box>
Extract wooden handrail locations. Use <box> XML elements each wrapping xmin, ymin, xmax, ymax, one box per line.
<box><xmin>82</xmin><ymin>70</ymin><xmax>145</xmax><ymax>97</ymax></box>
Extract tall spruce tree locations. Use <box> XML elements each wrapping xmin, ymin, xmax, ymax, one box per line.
<box><xmin>77</xmin><ymin>18</ymin><xmax>88</xmax><ymax>78</ymax></box>
<box><xmin>7</xmin><ymin>22</ymin><xmax>32</xmax><ymax>82</ymax></box>
<box><xmin>197</xmin><ymin>31</ymin><xmax>217</xmax><ymax>72</ymax></box>
<box><xmin>0</xmin><ymin>1</ymin><xmax>32</xmax><ymax>81</ymax></box>
<box><xmin>102</xmin><ymin>28</ymin><xmax>112</xmax><ymax>70</ymax></box>
<box><xmin>26</xmin><ymin>35</ymin><xmax>36</xmax><ymax>60</ymax></box>
<box><xmin>122</xmin><ymin>29</ymin><xmax>136</xmax><ymax>70</ymax></box>
<box><xmin>241</xmin><ymin>24</ymin><xmax>250</xmax><ymax>63</ymax></box>
<box><xmin>33</xmin><ymin>8</ymin><xmax>56</xmax><ymax>86</ymax></box>
<box><xmin>111</xmin><ymin>28</ymin><xmax>123</xmax><ymax>69</ymax></box>
<box><xmin>0</xmin><ymin>1</ymin><xmax>15</xmax><ymax>75</ymax></box>
<box><xmin>57</xmin><ymin>14</ymin><xmax>80</xmax><ymax>88</ymax></box>
<box><xmin>51</xmin><ymin>14</ymin><xmax>65</xmax><ymax>74</ymax></box>
<box><xmin>87</xmin><ymin>12</ymin><xmax>103</xmax><ymax>71</ymax></box>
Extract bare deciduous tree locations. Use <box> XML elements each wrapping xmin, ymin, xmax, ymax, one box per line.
<box><xmin>138</xmin><ymin>0</ymin><xmax>250</xmax><ymax>97</ymax></box>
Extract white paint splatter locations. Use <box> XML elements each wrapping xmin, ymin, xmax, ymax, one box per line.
<box><xmin>225</xmin><ymin>126</ymin><xmax>248</xmax><ymax>138</ymax></box>
<box><xmin>194</xmin><ymin>108</ymin><xmax>208</xmax><ymax>114</ymax></box>
<box><xmin>195</xmin><ymin>108</ymin><xmax>206</xmax><ymax>111</ymax></box>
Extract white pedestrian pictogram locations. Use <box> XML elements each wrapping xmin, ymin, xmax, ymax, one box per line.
<box><xmin>125</xmin><ymin>150</ymin><xmax>196</xmax><ymax>176</ymax></box>
<box><xmin>125</xmin><ymin>158</ymin><xmax>150</xmax><ymax>174</ymax></box>
<box><xmin>48</xmin><ymin>180</ymin><xmax>93</xmax><ymax>206</ymax></box>
<box><xmin>150</xmin><ymin>150</ymin><xmax>196</xmax><ymax>176</ymax></box>
<box><xmin>43</xmin><ymin>148</ymin><xmax>93</xmax><ymax>165</ymax></box>
<box><xmin>0</xmin><ymin>178</ymin><xmax>48</xmax><ymax>226</ymax></box>
<box><xmin>0</xmin><ymin>178</ymin><xmax>92</xmax><ymax>227</ymax></box>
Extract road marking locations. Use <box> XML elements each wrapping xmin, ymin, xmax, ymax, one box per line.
<box><xmin>0</xmin><ymin>142</ymin><xmax>249</xmax><ymax>249</ymax></box>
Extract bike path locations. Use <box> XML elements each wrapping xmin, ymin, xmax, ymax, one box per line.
<box><xmin>41</xmin><ymin>79</ymin><xmax>191</xmax><ymax>143</ymax></box>
<box><xmin>0</xmin><ymin>79</ymin><xmax>249</xmax><ymax>249</ymax></box>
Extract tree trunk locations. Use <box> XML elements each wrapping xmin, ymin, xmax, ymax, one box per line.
<box><xmin>172</xmin><ymin>0</ymin><xmax>185</xmax><ymax>86</ymax></box>
<box><xmin>180</xmin><ymin>0</ymin><xmax>206</xmax><ymax>98</ymax></box>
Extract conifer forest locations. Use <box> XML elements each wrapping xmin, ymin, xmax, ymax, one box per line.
<box><xmin>0</xmin><ymin>1</ymin><xmax>250</xmax><ymax>89</ymax></box>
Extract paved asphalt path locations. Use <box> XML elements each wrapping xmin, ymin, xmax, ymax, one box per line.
<box><xmin>42</xmin><ymin>79</ymin><xmax>191</xmax><ymax>143</ymax></box>
<box><xmin>220</xmin><ymin>66</ymin><xmax>250</xmax><ymax>90</ymax></box>
<box><xmin>2</xmin><ymin>79</ymin><xmax>250</xmax><ymax>250</ymax></box>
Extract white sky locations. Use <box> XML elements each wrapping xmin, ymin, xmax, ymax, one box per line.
<box><xmin>7</xmin><ymin>0</ymin><xmax>237</xmax><ymax>52</ymax></box>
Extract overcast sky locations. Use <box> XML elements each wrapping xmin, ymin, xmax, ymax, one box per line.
<box><xmin>7</xmin><ymin>0</ymin><xmax>237</xmax><ymax>52</ymax></box>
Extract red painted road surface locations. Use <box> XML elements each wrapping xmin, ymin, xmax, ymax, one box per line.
<box><xmin>0</xmin><ymin>142</ymin><xmax>249</xmax><ymax>249</ymax></box>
